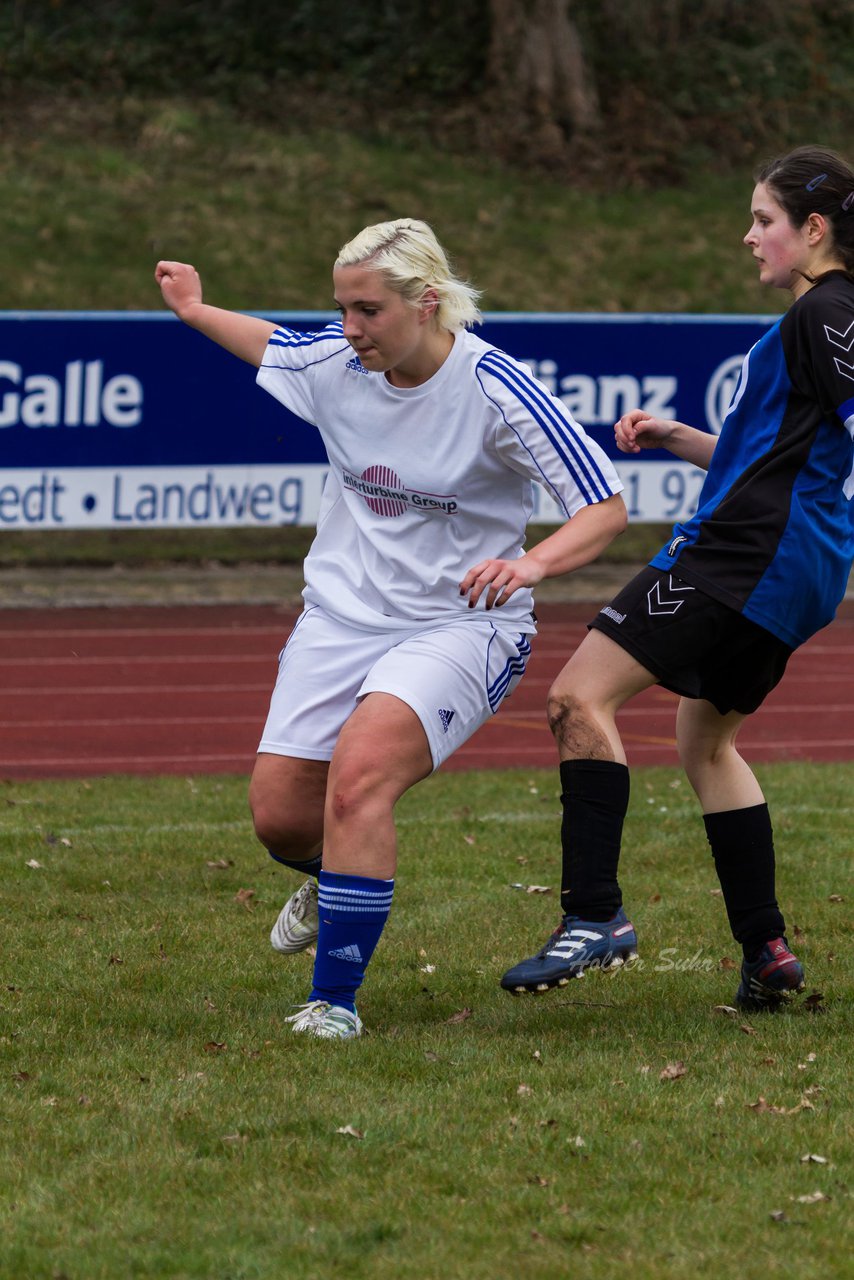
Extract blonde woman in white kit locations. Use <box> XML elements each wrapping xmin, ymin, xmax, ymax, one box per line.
<box><xmin>156</xmin><ymin>218</ymin><xmax>626</xmax><ymax>1039</ymax></box>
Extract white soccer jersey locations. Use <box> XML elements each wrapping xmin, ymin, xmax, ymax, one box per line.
<box><xmin>257</xmin><ymin>323</ymin><xmax>622</xmax><ymax>631</ymax></box>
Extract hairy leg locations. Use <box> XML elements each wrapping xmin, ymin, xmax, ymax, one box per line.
<box><xmin>547</xmin><ymin>629</ymin><xmax>658</xmax><ymax>761</ymax></box>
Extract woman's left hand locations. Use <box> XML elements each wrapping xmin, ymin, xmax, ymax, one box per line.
<box><xmin>459</xmin><ymin>554</ymin><xmax>544</xmax><ymax>610</ymax></box>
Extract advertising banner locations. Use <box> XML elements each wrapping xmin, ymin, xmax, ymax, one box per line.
<box><xmin>0</xmin><ymin>311</ymin><xmax>775</xmax><ymax>528</ymax></box>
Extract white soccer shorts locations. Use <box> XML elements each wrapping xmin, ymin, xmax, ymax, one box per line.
<box><xmin>257</xmin><ymin>604</ymin><xmax>534</xmax><ymax>770</ymax></box>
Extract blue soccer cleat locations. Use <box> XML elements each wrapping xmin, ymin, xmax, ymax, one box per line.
<box><xmin>500</xmin><ymin>907</ymin><xmax>638</xmax><ymax>994</ymax></box>
<box><xmin>735</xmin><ymin>937</ymin><xmax>805</xmax><ymax>1011</ymax></box>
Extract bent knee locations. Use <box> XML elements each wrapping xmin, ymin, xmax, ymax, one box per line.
<box><xmin>678</xmin><ymin>735</ymin><xmax>737</xmax><ymax>774</ymax></box>
<box><xmin>249</xmin><ymin>797</ymin><xmax>321</xmax><ymax>861</ymax></box>
<box><xmin>327</xmin><ymin>753</ymin><xmax>397</xmax><ymax>824</ymax></box>
<box><xmin>546</xmin><ymin>685</ymin><xmax>615</xmax><ymax>760</ymax></box>
<box><xmin>546</xmin><ymin>684</ymin><xmax>590</xmax><ymax>736</ymax></box>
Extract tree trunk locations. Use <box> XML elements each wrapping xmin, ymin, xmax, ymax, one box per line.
<box><xmin>484</xmin><ymin>0</ymin><xmax>600</xmax><ymax>167</ymax></box>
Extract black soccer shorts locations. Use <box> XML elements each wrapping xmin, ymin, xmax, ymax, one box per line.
<box><xmin>588</xmin><ymin>565</ymin><xmax>794</xmax><ymax>716</ymax></box>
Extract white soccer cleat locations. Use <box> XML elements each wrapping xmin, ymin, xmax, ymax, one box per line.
<box><xmin>270</xmin><ymin>879</ymin><xmax>319</xmax><ymax>954</ymax></box>
<box><xmin>284</xmin><ymin>1000</ymin><xmax>363</xmax><ymax>1040</ymax></box>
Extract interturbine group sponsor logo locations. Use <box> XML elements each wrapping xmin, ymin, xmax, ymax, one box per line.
<box><xmin>342</xmin><ymin>466</ymin><xmax>458</xmax><ymax>517</ymax></box>
<box><xmin>354</xmin><ymin>465</ymin><xmax>408</xmax><ymax>516</ymax></box>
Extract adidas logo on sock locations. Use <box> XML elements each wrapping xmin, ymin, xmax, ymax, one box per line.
<box><xmin>329</xmin><ymin>943</ymin><xmax>363</xmax><ymax>964</ymax></box>
<box><xmin>438</xmin><ymin>708</ymin><xmax>455</xmax><ymax>733</ymax></box>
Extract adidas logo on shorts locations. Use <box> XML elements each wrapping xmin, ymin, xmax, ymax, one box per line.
<box><xmin>438</xmin><ymin>708</ymin><xmax>455</xmax><ymax>733</ymax></box>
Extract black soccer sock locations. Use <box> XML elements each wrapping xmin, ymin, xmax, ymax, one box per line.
<box><xmin>267</xmin><ymin>850</ymin><xmax>323</xmax><ymax>879</ymax></box>
<box><xmin>703</xmin><ymin>804</ymin><xmax>786</xmax><ymax>958</ymax></box>
<box><xmin>559</xmin><ymin>759</ymin><xmax>630</xmax><ymax>921</ymax></box>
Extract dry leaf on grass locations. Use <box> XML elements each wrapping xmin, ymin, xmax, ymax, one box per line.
<box><xmin>517</xmin><ymin>1083</ymin><xmax>533</xmax><ymax>1096</ymax></box>
<box><xmin>509</xmin><ymin>883</ymin><xmax>552</xmax><ymax>894</ymax></box>
<box><xmin>335</xmin><ymin>1124</ymin><xmax>364</xmax><ymax>1139</ymax></box>
<box><xmin>659</xmin><ymin>1061</ymin><xmax>687</xmax><ymax>1081</ymax></box>
<box><xmin>234</xmin><ymin>888</ymin><xmax>255</xmax><ymax>909</ymax></box>
<box><xmin>203</xmin><ymin>1041</ymin><xmax>227</xmax><ymax>1054</ymax></box>
<box><xmin>794</xmin><ymin>1190</ymin><xmax>831</xmax><ymax>1204</ymax></box>
<box><xmin>747</xmin><ymin>1095</ymin><xmax>815</xmax><ymax>1116</ymax></box>
<box><xmin>25</xmin><ymin>860</ymin><xmax>43</xmax><ymax>870</ymax></box>
<box><xmin>445</xmin><ymin>1007</ymin><xmax>472</xmax><ymax>1024</ymax></box>
<box><xmin>206</xmin><ymin>859</ymin><xmax>233</xmax><ymax>869</ymax></box>
<box><xmin>799</xmin><ymin>1153</ymin><xmax>828</xmax><ymax>1164</ymax></box>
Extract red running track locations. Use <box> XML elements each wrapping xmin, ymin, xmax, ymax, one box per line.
<box><xmin>1</xmin><ymin>601</ymin><xmax>853</xmax><ymax>779</ymax></box>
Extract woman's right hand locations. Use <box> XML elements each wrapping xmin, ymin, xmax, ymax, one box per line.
<box><xmin>155</xmin><ymin>260</ymin><xmax>203</xmax><ymax>321</ymax></box>
<box><xmin>614</xmin><ymin>409</ymin><xmax>678</xmax><ymax>454</ymax></box>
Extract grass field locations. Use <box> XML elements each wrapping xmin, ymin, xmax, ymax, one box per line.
<box><xmin>3</xmin><ymin>96</ymin><xmax>783</xmax><ymax>318</ymax></box>
<box><xmin>2</xmin><ymin>90</ymin><xmax>852</xmax><ymax>1280</ymax></box>
<box><xmin>2</xmin><ymin>764</ymin><xmax>851</xmax><ymax>1279</ymax></box>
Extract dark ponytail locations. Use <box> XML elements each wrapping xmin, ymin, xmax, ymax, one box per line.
<box><xmin>755</xmin><ymin>145</ymin><xmax>854</xmax><ymax>277</ymax></box>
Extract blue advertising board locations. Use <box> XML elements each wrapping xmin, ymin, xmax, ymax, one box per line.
<box><xmin>0</xmin><ymin>311</ymin><xmax>775</xmax><ymax>528</ymax></box>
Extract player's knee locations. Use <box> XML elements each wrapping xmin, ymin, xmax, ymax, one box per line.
<box><xmin>327</xmin><ymin>754</ymin><xmax>388</xmax><ymax>825</ymax></box>
<box><xmin>547</xmin><ymin>684</ymin><xmax>587</xmax><ymax>739</ymax></box>
<box><xmin>547</xmin><ymin>685</ymin><xmax>612</xmax><ymax>759</ymax></box>
<box><xmin>678</xmin><ymin>735</ymin><xmax>730</xmax><ymax>777</ymax></box>
<box><xmin>249</xmin><ymin>798</ymin><xmax>318</xmax><ymax>861</ymax></box>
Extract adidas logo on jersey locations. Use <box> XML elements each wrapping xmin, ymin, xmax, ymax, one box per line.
<box><xmin>329</xmin><ymin>943</ymin><xmax>363</xmax><ymax>964</ymax></box>
<box><xmin>438</xmin><ymin>708</ymin><xmax>455</xmax><ymax>733</ymax></box>
<box><xmin>345</xmin><ymin>356</ymin><xmax>370</xmax><ymax>375</ymax></box>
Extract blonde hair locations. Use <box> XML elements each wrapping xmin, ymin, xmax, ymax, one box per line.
<box><xmin>335</xmin><ymin>218</ymin><xmax>482</xmax><ymax>332</ymax></box>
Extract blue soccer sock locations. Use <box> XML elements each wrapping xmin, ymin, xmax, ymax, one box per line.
<box><xmin>308</xmin><ymin>870</ymin><xmax>394</xmax><ymax>1013</ymax></box>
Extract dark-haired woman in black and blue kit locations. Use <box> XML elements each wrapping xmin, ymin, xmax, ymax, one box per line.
<box><xmin>502</xmin><ymin>144</ymin><xmax>854</xmax><ymax>1010</ymax></box>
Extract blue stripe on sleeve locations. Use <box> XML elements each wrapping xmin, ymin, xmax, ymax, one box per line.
<box><xmin>268</xmin><ymin>321</ymin><xmax>347</xmax><ymax>349</ymax></box>
<box><xmin>478</xmin><ymin>350</ymin><xmax>612</xmax><ymax>502</ymax></box>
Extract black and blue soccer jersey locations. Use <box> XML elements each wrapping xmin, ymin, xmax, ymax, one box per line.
<box><xmin>651</xmin><ymin>270</ymin><xmax>854</xmax><ymax>648</ymax></box>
